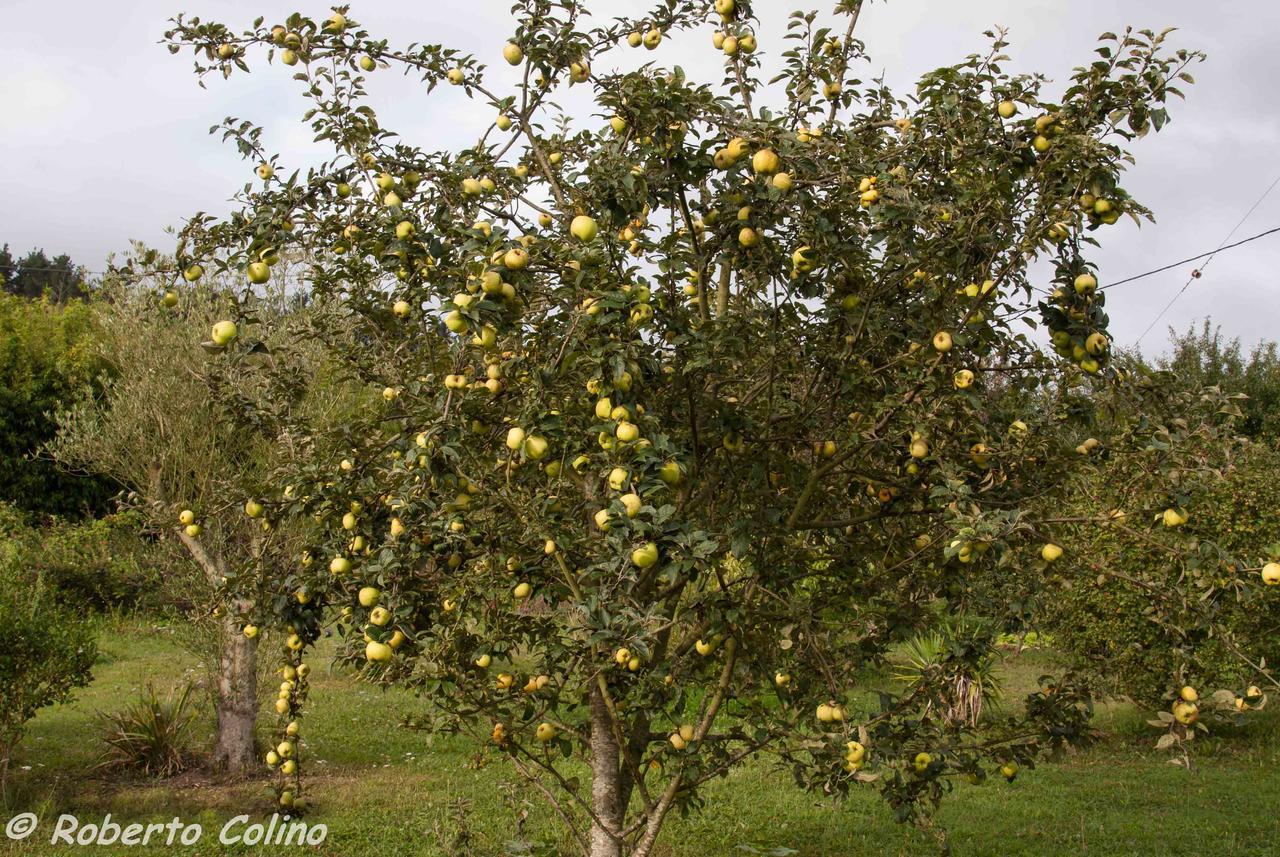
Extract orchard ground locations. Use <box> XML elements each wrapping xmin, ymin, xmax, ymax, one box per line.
<box><xmin>5</xmin><ymin>619</ymin><xmax>1279</xmax><ymax>857</ymax></box>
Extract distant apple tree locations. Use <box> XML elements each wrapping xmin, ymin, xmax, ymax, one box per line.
<box><xmin>157</xmin><ymin>2</ymin><xmax>1272</xmax><ymax>854</ymax></box>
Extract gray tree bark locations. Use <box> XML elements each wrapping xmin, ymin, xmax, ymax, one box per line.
<box><xmin>210</xmin><ymin>607</ymin><xmax>259</xmax><ymax>772</ymax></box>
<box><xmin>176</xmin><ymin>528</ymin><xmax>259</xmax><ymax>774</ymax></box>
<box><xmin>589</xmin><ymin>684</ymin><xmax>624</xmax><ymax>857</ymax></box>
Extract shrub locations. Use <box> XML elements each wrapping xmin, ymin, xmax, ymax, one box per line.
<box><xmin>0</xmin><ymin>504</ymin><xmax>173</xmax><ymax>614</ymax></box>
<box><xmin>25</xmin><ymin>512</ymin><xmax>172</xmax><ymax>614</ymax></box>
<box><xmin>95</xmin><ymin>682</ymin><xmax>200</xmax><ymax>778</ymax></box>
<box><xmin>0</xmin><ymin>557</ymin><xmax>98</xmax><ymax>796</ymax></box>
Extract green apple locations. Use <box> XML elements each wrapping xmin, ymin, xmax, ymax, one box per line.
<box><xmin>247</xmin><ymin>261</ymin><xmax>270</xmax><ymax>284</ymax></box>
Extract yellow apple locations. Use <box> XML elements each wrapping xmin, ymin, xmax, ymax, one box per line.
<box><xmin>1262</xmin><ymin>562</ymin><xmax>1280</xmax><ymax>585</ymax></box>
<box><xmin>358</xmin><ymin>586</ymin><xmax>380</xmax><ymax>608</ymax></box>
<box><xmin>211</xmin><ymin>320</ymin><xmax>239</xmax><ymax>345</ymax></box>
<box><xmin>932</xmin><ymin>331</ymin><xmax>952</xmax><ymax>352</ymax></box>
<box><xmin>503</xmin><ymin>42</ymin><xmax>523</xmax><ymax>65</ymax></box>
<box><xmin>1172</xmin><ymin>700</ymin><xmax>1198</xmax><ymax>725</ymax></box>
<box><xmin>366</xmin><ymin>641</ymin><xmax>393</xmax><ymax>662</ymax></box>
<box><xmin>620</xmin><ymin>493</ymin><xmax>642</xmax><ymax>518</ymax></box>
<box><xmin>504</xmin><ymin>247</ymin><xmax>530</xmax><ymax>270</ymax></box>
<box><xmin>1180</xmin><ymin>685</ymin><xmax>1198</xmax><ymax>703</ymax></box>
<box><xmin>1041</xmin><ymin>543</ymin><xmax>1063</xmax><ymax>563</ymax></box>
<box><xmin>513</xmin><ymin>582</ymin><xmax>532</xmax><ymax>600</ymax></box>
<box><xmin>913</xmin><ymin>751</ymin><xmax>932</xmax><ymax>773</ymax></box>
<box><xmin>330</xmin><ymin>556</ymin><xmax>352</xmax><ymax>574</ymax></box>
<box><xmin>536</xmin><ymin>722</ymin><xmax>557</xmax><ymax>742</ymax></box>
<box><xmin>608</xmin><ymin>466</ymin><xmax>629</xmax><ymax>491</ymax></box>
<box><xmin>997</xmin><ymin>100</ymin><xmax>1017</xmax><ymax>118</ymax></box>
<box><xmin>751</xmin><ymin>148</ymin><xmax>780</xmax><ymax>175</ymax></box>
<box><xmin>1074</xmin><ymin>273</ymin><xmax>1097</xmax><ymax>294</ymax></box>
<box><xmin>570</xmin><ymin>215</ymin><xmax>599</xmax><ymax>241</ymax></box>
<box><xmin>631</xmin><ymin>542</ymin><xmax>659</xmax><ymax>568</ymax></box>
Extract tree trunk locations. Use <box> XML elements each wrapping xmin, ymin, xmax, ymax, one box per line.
<box><xmin>173</xmin><ymin>527</ymin><xmax>260</xmax><ymax>774</ymax></box>
<box><xmin>589</xmin><ymin>684</ymin><xmax>624</xmax><ymax>857</ymax></box>
<box><xmin>211</xmin><ymin>608</ymin><xmax>259</xmax><ymax>772</ymax></box>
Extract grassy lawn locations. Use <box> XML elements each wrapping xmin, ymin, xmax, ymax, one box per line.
<box><xmin>4</xmin><ymin>619</ymin><xmax>1279</xmax><ymax>856</ymax></box>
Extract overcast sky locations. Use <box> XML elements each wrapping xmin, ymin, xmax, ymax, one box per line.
<box><xmin>2</xmin><ymin>0</ymin><xmax>1278</xmax><ymax>353</ymax></box>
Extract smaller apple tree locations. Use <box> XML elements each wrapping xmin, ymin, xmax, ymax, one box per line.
<box><xmin>157</xmin><ymin>2</ymin><xmax>1271</xmax><ymax>853</ymax></box>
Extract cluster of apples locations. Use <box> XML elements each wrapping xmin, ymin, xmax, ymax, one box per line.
<box><xmin>1044</xmin><ymin>271</ymin><xmax>1110</xmax><ymax>375</ymax></box>
<box><xmin>357</xmin><ymin>586</ymin><xmax>407</xmax><ymax>662</ymax></box>
<box><xmin>264</xmin><ymin>661</ymin><xmax>311</xmax><ymax>808</ymax></box>
<box><xmin>624</xmin><ymin>26</ymin><xmax>665</xmax><ymax>50</ymax></box>
<box><xmin>711</xmin><ymin>0</ymin><xmax>758</xmax><ymax>59</ymax></box>
<box><xmin>177</xmin><ymin>508</ymin><xmax>202</xmax><ymax>538</ymax></box>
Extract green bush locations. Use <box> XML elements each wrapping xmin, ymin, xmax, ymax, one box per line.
<box><xmin>0</xmin><ymin>556</ymin><xmax>98</xmax><ymax>794</ymax></box>
<box><xmin>0</xmin><ymin>293</ymin><xmax>115</xmax><ymax>518</ymax></box>
<box><xmin>0</xmin><ymin>505</ymin><xmax>173</xmax><ymax>614</ymax></box>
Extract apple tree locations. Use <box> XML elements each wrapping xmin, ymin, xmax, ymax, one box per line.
<box><xmin>156</xmin><ymin>2</ymin><xmax>1270</xmax><ymax>853</ymax></box>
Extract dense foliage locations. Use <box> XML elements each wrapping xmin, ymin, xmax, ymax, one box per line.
<box><xmin>1158</xmin><ymin>320</ymin><xmax>1280</xmax><ymax>440</ymax></box>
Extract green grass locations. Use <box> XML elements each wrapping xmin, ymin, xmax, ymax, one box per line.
<box><xmin>4</xmin><ymin>620</ymin><xmax>1279</xmax><ymax>856</ymax></box>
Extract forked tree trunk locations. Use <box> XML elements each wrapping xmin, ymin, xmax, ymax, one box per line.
<box><xmin>589</xmin><ymin>684</ymin><xmax>624</xmax><ymax>857</ymax></box>
<box><xmin>211</xmin><ymin>608</ymin><xmax>258</xmax><ymax>772</ymax></box>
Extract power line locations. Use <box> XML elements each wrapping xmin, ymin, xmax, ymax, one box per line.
<box><xmin>1101</xmin><ymin>224</ymin><xmax>1280</xmax><ymax>291</ymax></box>
<box><xmin>1135</xmin><ymin>174</ymin><xmax>1280</xmax><ymax>346</ymax></box>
